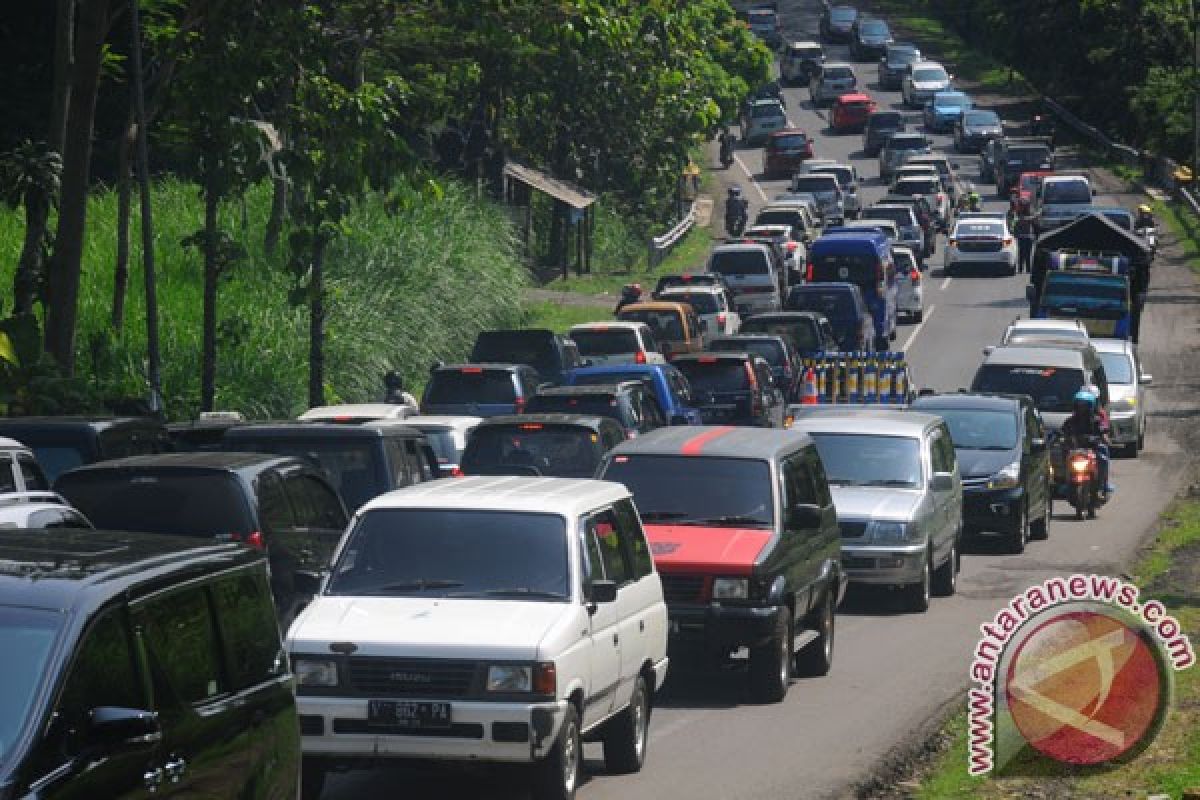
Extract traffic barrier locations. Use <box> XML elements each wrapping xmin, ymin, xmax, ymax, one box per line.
<box><xmin>800</xmin><ymin>367</ymin><xmax>819</xmax><ymax>405</ymax></box>
<box><xmin>797</xmin><ymin>352</ymin><xmax>911</xmax><ymax>405</ymax></box>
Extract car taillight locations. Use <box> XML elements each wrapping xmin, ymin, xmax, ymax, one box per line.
<box><xmin>514</xmin><ymin>397</ymin><xmax>526</xmax><ymax>413</ymax></box>
<box><xmin>948</xmin><ymin>238</ymin><xmax>957</xmax><ymax>246</ymax></box>
<box><xmin>910</xmin><ymin>269</ymin><xmax>920</xmax><ymax>284</ymax></box>
<box><xmin>785</xmin><ymin>241</ymin><xmax>799</xmax><ymax>252</ymax></box>
<box><xmin>1003</xmin><ymin>237</ymin><xmax>1013</xmax><ymax>246</ymax></box>
<box><xmin>450</xmin><ymin>466</ymin><xmax>465</xmax><ymax>477</ymax></box>
<box><xmin>716</xmin><ymin>313</ymin><xmax>727</xmax><ymax>327</ymax></box>
<box><xmin>805</xmin><ymin>143</ymin><xmax>814</xmax><ymax>157</ymax></box>
<box><xmin>806</xmin><ymin>261</ymin><xmax>814</xmax><ymax>281</ymax></box>
<box><xmin>635</xmin><ymin>350</ymin><xmax>647</xmax><ymax>364</ymax></box>
<box><xmin>232</xmin><ymin>531</ymin><xmax>266</xmax><ymax>551</ymax></box>
<box><xmin>1069</xmin><ymin>456</ymin><xmax>1090</xmax><ymax>472</ymax></box>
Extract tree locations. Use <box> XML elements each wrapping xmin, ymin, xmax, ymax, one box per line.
<box><xmin>1</xmin><ymin>142</ymin><xmax>63</xmax><ymax>315</ymax></box>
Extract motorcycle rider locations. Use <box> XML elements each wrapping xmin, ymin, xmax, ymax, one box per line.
<box><xmin>1014</xmin><ymin>213</ymin><xmax>1036</xmax><ymax>273</ymax></box>
<box><xmin>382</xmin><ymin>371</ymin><xmax>419</xmax><ymax>408</ymax></box>
<box><xmin>967</xmin><ymin>187</ymin><xmax>982</xmax><ymax>212</ymax></box>
<box><xmin>725</xmin><ymin>185</ymin><xmax>749</xmax><ymax>236</ymax></box>
<box><xmin>1135</xmin><ymin>204</ymin><xmax>1154</xmax><ymax>231</ymax></box>
<box><xmin>718</xmin><ymin>127</ymin><xmax>735</xmax><ymax>168</ymax></box>
<box><xmin>614</xmin><ymin>282</ymin><xmax>643</xmax><ymax>314</ymax></box>
<box><xmin>1061</xmin><ymin>388</ymin><xmax>1112</xmax><ymax>504</ymax></box>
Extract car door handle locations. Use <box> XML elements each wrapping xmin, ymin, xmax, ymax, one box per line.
<box><xmin>613</xmin><ymin>633</ymin><xmax>619</xmax><ymax>646</ymax></box>
<box><xmin>143</xmin><ymin>767</ymin><xmax>164</xmax><ymax>791</ymax></box>
<box><xmin>164</xmin><ymin>756</ymin><xmax>187</xmax><ymax>783</ymax></box>
<box><xmin>639</xmin><ymin>619</ymin><xmax>645</xmax><ymax>632</ymax></box>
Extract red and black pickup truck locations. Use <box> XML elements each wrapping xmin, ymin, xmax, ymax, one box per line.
<box><xmin>598</xmin><ymin>426</ymin><xmax>846</xmax><ymax>702</ymax></box>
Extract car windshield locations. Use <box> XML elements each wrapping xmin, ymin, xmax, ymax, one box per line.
<box><xmin>711</xmin><ymin>338</ymin><xmax>785</xmax><ymax>365</ymax></box>
<box><xmin>327</xmin><ymin>509</ymin><xmax>569</xmax><ymax>599</ymax></box>
<box><xmin>1043</xmin><ymin>274</ymin><xmax>1127</xmax><ymax>307</ymax></box>
<box><xmin>752</xmin><ymin>104</ymin><xmax>785</xmax><ymax>119</ymax></box>
<box><xmin>426</xmin><ymin>370</ymin><xmax>517</xmax><ymax>406</ymax></box>
<box><xmin>964</xmin><ymin>110</ymin><xmax>1000</xmax><ymax>126</ymax></box>
<box><xmin>918</xmin><ymin>408</ymin><xmax>1018</xmax><ymax>450</ymax></box>
<box><xmin>808</xmin><ymin>433</ymin><xmax>923</xmax><ymax>488</ymax></box>
<box><xmin>790</xmin><ymin>289</ymin><xmax>855</xmax><ymax>319</ymax></box>
<box><xmin>913</xmin><ymin>68</ymin><xmax>948</xmax><ymax>82</ymax></box>
<box><xmin>663</xmin><ymin>292</ymin><xmax>719</xmax><ymax>314</ymax></box>
<box><xmin>955</xmin><ymin>222</ymin><xmax>1005</xmax><ymax>237</ymax></box>
<box><xmin>825</xmin><ymin>67</ymin><xmax>855</xmax><ymax>80</ymax></box>
<box><xmin>771</xmin><ymin>133</ymin><xmax>808</xmax><ymax>151</ymax></box>
<box><xmin>226</xmin><ymin>437</ymin><xmax>380</xmax><ymax>508</ymax></box>
<box><xmin>676</xmin><ymin>361</ymin><xmax>750</xmax><ymax>393</ymax></box>
<box><xmin>972</xmin><ymin>365</ymin><xmax>1087</xmax><ymax>413</ymax></box>
<box><xmin>709</xmin><ymin>250</ymin><xmax>770</xmax><ymax>276</ymax></box>
<box><xmin>56</xmin><ymin>471</ymin><xmax>256</xmax><ymax>536</ymax></box>
<box><xmin>1043</xmin><ymin>181</ymin><xmax>1091</xmax><ymax>204</ymax></box>
<box><xmin>461</xmin><ymin>425</ymin><xmax>603</xmax><ymax>479</ymax></box>
<box><xmin>572</xmin><ymin>329</ymin><xmax>641</xmax><ymax>356</ymax></box>
<box><xmin>861</xmin><ymin>20</ymin><xmax>889</xmax><ymax>35</ymax></box>
<box><xmin>1097</xmin><ymin>352</ymin><xmax>1134</xmax><ymax>384</ymax></box>
<box><xmin>0</xmin><ymin>606</ymin><xmax>60</xmax><ymax>769</ymax></box>
<box><xmin>527</xmin><ymin>393</ymin><xmax>628</xmax><ymax>426</ymax></box>
<box><xmin>618</xmin><ymin>309</ymin><xmax>685</xmax><ymax>339</ymax></box>
<box><xmin>740</xmin><ymin>318</ymin><xmax>820</xmax><ymax>351</ymax></box>
<box><xmin>602</xmin><ymin>455</ymin><xmax>773</xmax><ymax>527</ymax></box>
<box><xmin>792</xmin><ymin>177</ymin><xmax>837</xmax><ymax>194</ymax></box>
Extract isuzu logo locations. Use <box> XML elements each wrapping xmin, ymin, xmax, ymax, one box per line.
<box><xmin>390</xmin><ymin>671</ymin><xmax>432</xmax><ymax>684</ymax></box>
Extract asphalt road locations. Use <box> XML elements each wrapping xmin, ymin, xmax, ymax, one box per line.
<box><xmin>324</xmin><ymin>1</ymin><xmax>1200</xmax><ymax>797</ymax></box>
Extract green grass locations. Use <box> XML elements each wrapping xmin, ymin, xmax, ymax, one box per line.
<box><xmin>536</xmin><ymin>225</ymin><xmax>714</xmax><ymax>297</ymax></box>
<box><xmin>519</xmin><ymin>301</ymin><xmax>613</xmax><ymax>333</ymax></box>
<box><xmin>1158</xmin><ymin>198</ymin><xmax>1200</xmax><ymax>270</ymax></box>
<box><xmin>913</xmin><ymin>497</ymin><xmax>1200</xmax><ymax>799</ymax></box>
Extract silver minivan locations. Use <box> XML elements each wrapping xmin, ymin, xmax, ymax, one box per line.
<box><xmin>706</xmin><ymin>242</ymin><xmax>782</xmax><ymax>316</ymax></box>
<box><xmin>789</xmin><ymin>409</ymin><xmax>962</xmax><ymax>612</ymax></box>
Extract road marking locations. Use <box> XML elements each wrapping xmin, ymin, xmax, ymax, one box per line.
<box><xmin>940</xmin><ymin>276</ymin><xmax>952</xmax><ymax>290</ymax></box>
<box><xmin>734</xmin><ymin>154</ymin><xmax>769</xmax><ymax>202</ymax></box>
<box><xmin>901</xmin><ymin>304</ymin><xmax>935</xmax><ymax>351</ymax></box>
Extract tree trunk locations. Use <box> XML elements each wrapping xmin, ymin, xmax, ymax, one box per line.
<box><xmin>307</xmin><ymin>233</ymin><xmax>327</xmax><ymax>408</ymax></box>
<box><xmin>45</xmin><ymin>0</ymin><xmax>110</xmax><ymax>373</ymax></box>
<box><xmin>264</xmin><ymin>173</ymin><xmax>287</xmax><ymax>256</ymax></box>
<box><xmin>201</xmin><ymin>159</ymin><xmax>220</xmax><ymax>412</ymax></box>
<box><xmin>48</xmin><ymin>0</ymin><xmax>76</xmax><ymax>158</ymax></box>
<box><xmin>12</xmin><ymin>191</ymin><xmax>50</xmax><ymax>315</ymax></box>
<box><xmin>111</xmin><ymin>114</ymin><xmax>136</xmax><ymax>330</ymax></box>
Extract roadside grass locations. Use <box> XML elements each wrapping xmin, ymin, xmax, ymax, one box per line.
<box><xmin>519</xmin><ymin>301</ymin><xmax>612</xmax><ymax>333</ymax></box>
<box><xmin>1158</xmin><ymin>198</ymin><xmax>1200</xmax><ymax>271</ymax></box>
<box><xmin>536</xmin><ymin>224</ymin><xmax>714</xmax><ymax>297</ymax></box>
<box><xmin>912</xmin><ymin>498</ymin><xmax>1200</xmax><ymax>800</ymax></box>
<box><xmin>869</xmin><ymin>1</ymin><xmax>1032</xmax><ymax>95</ymax></box>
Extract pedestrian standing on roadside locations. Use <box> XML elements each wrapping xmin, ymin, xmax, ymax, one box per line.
<box><xmin>1015</xmin><ymin>214</ymin><xmax>1036</xmax><ymax>273</ymax></box>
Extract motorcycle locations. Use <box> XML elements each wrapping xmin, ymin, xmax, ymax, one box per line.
<box><xmin>719</xmin><ymin>135</ymin><xmax>735</xmax><ymax>168</ymax></box>
<box><xmin>1136</xmin><ymin>224</ymin><xmax>1157</xmax><ymax>257</ymax></box>
<box><xmin>1051</xmin><ymin>434</ymin><xmax>1108</xmax><ymax>520</ymax></box>
<box><xmin>726</xmin><ymin>208</ymin><xmax>748</xmax><ymax>236</ymax></box>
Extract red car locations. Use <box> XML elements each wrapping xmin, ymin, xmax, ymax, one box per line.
<box><xmin>1010</xmin><ymin>170</ymin><xmax>1053</xmax><ymax>217</ymax></box>
<box><xmin>763</xmin><ymin>129</ymin><xmax>814</xmax><ymax>179</ymax></box>
<box><xmin>831</xmin><ymin>93</ymin><xmax>877</xmax><ymax>133</ymax></box>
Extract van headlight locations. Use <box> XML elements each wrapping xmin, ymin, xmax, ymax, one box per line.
<box><xmin>987</xmin><ymin>461</ymin><xmax>1022</xmax><ymax>490</ymax></box>
<box><xmin>486</xmin><ymin>665</ymin><xmax>533</xmax><ymax>693</ymax></box>
<box><xmin>867</xmin><ymin>521</ymin><xmax>909</xmax><ymax>543</ymax></box>
<box><xmin>294</xmin><ymin>657</ymin><xmax>339</xmax><ymax>687</ymax></box>
<box><xmin>712</xmin><ymin>578</ymin><xmax>750</xmax><ymax>600</ymax></box>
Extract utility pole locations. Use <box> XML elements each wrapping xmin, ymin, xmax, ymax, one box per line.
<box><xmin>129</xmin><ymin>0</ymin><xmax>163</xmax><ymax>413</ymax></box>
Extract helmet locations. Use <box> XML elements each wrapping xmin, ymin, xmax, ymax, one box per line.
<box><xmin>1084</xmin><ymin>384</ymin><xmax>1101</xmax><ymax>397</ymax></box>
<box><xmin>729</xmin><ymin>186</ymin><xmax>742</xmax><ymax>196</ymax></box>
<box><xmin>1073</xmin><ymin>389</ymin><xmax>1097</xmax><ymax>409</ymax></box>
<box><xmin>1138</xmin><ymin>204</ymin><xmax>1152</xmax><ymax>215</ymax></box>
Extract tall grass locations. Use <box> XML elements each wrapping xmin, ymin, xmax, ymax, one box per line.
<box><xmin>0</xmin><ymin>178</ymin><xmax>528</xmax><ymax>419</ymax></box>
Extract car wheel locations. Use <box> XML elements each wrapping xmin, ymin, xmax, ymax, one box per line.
<box><xmin>912</xmin><ymin>309</ymin><xmax>923</xmax><ymax>323</ymax></box>
<box><xmin>301</xmin><ymin>761</ymin><xmax>326</xmax><ymax>800</ymax></box>
<box><xmin>1124</xmin><ymin>441</ymin><xmax>1140</xmax><ymax>458</ymax></box>
<box><xmin>533</xmin><ymin>705</ymin><xmax>581</xmax><ymax>800</ymax></box>
<box><xmin>749</xmin><ymin>611</ymin><xmax>792</xmax><ymax>702</ymax></box>
<box><xmin>933</xmin><ymin>538</ymin><xmax>958</xmax><ymax>597</ymax></box>
<box><xmin>901</xmin><ymin>553</ymin><xmax>932</xmax><ymax>612</ymax></box>
<box><xmin>796</xmin><ymin>591</ymin><xmax>836</xmax><ymax>677</ymax></box>
<box><xmin>1030</xmin><ymin>486</ymin><xmax>1050</xmax><ymax>540</ymax></box>
<box><xmin>1009</xmin><ymin>500</ymin><xmax>1029</xmax><ymax>554</ymax></box>
<box><xmin>603</xmin><ymin>674</ymin><xmax>650</xmax><ymax>774</ymax></box>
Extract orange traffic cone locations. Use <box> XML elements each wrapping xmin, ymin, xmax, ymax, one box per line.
<box><xmin>801</xmin><ymin>367</ymin><xmax>819</xmax><ymax>405</ymax></box>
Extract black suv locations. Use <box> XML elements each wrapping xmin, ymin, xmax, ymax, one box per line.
<box><xmin>909</xmin><ymin>392</ymin><xmax>1051</xmax><ymax>553</ymax></box>
<box><xmin>599</xmin><ymin>426</ymin><xmax>846</xmax><ymax>701</ymax></box>
<box><xmin>862</xmin><ymin>111</ymin><xmax>905</xmax><ymax>157</ymax></box>
<box><xmin>994</xmin><ymin>138</ymin><xmax>1055</xmax><ymax>193</ymax></box>
<box><xmin>222</xmin><ymin>422</ymin><xmax>439</xmax><ymax>510</ymax></box>
<box><xmin>0</xmin><ymin>529</ymin><xmax>298</xmax><ymax>798</ymax></box>
<box><xmin>850</xmin><ymin>16</ymin><xmax>892</xmax><ymax>61</ymax></box>
<box><xmin>708</xmin><ymin>333</ymin><xmax>801</xmax><ymax>401</ymax></box>
<box><xmin>55</xmin><ymin>452</ymin><xmax>348</xmax><ymax>618</ymax></box>
<box><xmin>459</xmin><ymin>414</ymin><xmax>628</xmax><ymax>478</ymax></box>
<box><xmin>672</xmin><ymin>352</ymin><xmax>786</xmax><ymax>427</ymax></box>
<box><xmin>469</xmin><ymin>328</ymin><xmax>583</xmax><ymax>386</ymax></box>
<box><xmin>421</xmin><ymin>363</ymin><xmax>543</xmax><ymax>418</ymax></box>
<box><xmin>739</xmin><ymin>311</ymin><xmax>840</xmax><ymax>356</ymax></box>
<box><xmin>0</xmin><ymin>416</ymin><xmax>171</xmax><ymax>483</ymax></box>
<box><xmin>526</xmin><ymin>382</ymin><xmax>666</xmax><ymax>438</ymax></box>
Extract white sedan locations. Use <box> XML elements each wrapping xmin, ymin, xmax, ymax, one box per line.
<box><xmin>945</xmin><ymin>218</ymin><xmax>1018</xmax><ymax>276</ymax></box>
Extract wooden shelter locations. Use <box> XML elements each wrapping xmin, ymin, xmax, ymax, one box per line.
<box><xmin>503</xmin><ymin>161</ymin><xmax>596</xmax><ymax>278</ymax></box>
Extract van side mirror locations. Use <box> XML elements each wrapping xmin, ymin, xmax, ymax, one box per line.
<box><xmin>788</xmin><ymin>503</ymin><xmax>823</xmax><ymax>529</ymax></box>
<box><xmin>86</xmin><ymin>707</ymin><xmax>161</xmax><ymax>755</ymax></box>
<box><xmin>588</xmin><ymin>579</ymin><xmax>618</xmax><ymax>606</ymax></box>
<box><xmin>1140</xmin><ymin>373</ymin><xmax>1154</xmax><ymax>385</ymax></box>
<box><xmin>982</xmin><ymin>345</ymin><xmax>995</xmax><ymax>356</ymax></box>
<box><xmin>930</xmin><ymin>473</ymin><xmax>955</xmax><ymax>492</ymax></box>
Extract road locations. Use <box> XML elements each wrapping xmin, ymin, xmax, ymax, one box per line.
<box><xmin>324</xmin><ymin>1</ymin><xmax>1200</xmax><ymax>797</ymax></box>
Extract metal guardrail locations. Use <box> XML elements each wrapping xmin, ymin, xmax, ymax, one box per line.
<box><xmin>1181</xmin><ymin>186</ymin><xmax>1200</xmax><ymax>218</ymax></box>
<box><xmin>1041</xmin><ymin>97</ymin><xmax>1141</xmax><ymax>167</ymax></box>
<box><xmin>648</xmin><ymin>201</ymin><xmax>696</xmax><ymax>268</ymax></box>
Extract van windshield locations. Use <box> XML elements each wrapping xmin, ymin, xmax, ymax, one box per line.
<box><xmin>57</xmin><ymin>471</ymin><xmax>255</xmax><ymax>537</ymax></box>
<box><xmin>328</xmin><ymin>509</ymin><xmax>569</xmax><ymax>599</ymax></box>
<box><xmin>601</xmin><ymin>455</ymin><xmax>773</xmax><ymax>528</ymax></box>
<box><xmin>0</xmin><ymin>606</ymin><xmax>60</xmax><ymax>770</ymax></box>
<box><xmin>709</xmin><ymin>250</ymin><xmax>771</xmax><ymax>276</ymax></box>
<box><xmin>971</xmin><ymin>365</ymin><xmax>1087</xmax><ymax>413</ymax></box>
<box><xmin>461</xmin><ymin>425</ymin><xmax>603</xmax><ymax>479</ymax></box>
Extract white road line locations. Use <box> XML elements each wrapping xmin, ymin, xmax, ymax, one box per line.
<box><xmin>940</xmin><ymin>276</ymin><xmax>952</xmax><ymax>290</ymax></box>
<box><xmin>901</xmin><ymin>304</ymin><xmax>936</xmax><ymax>351</ymax></box>
<box><xmin>734</xmin><ymin>154</ymin><xmax>769</xmax><ymax>202</ymax></box>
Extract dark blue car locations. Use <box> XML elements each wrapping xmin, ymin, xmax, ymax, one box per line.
<box><xmin>563</xmin><ymin>364</ymin><xmax>702</xmax><ymax>425</ymax></box>
<box><xmin>785</xmin><ymin>282</ymin><xmax>875</xmax><ymax>351</ymax></box>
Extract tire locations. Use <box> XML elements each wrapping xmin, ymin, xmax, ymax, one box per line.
<box><xmin>912</xmin><ymin>310</ymin><xmax>923</xmax><ymax>323</ymax></box>
<box><xmin>1009</xmin><ymin>500</ymin><xmax>1029</xmax><ymax>554</ymax></box>
<box><xmin>603</xmin><ymin>675</ymin><xmax>650</xmax><ymax>774</ymax></box>
<box><xmin>1030</xmin><ymin>486</ymin><xmax>1050</xmax><ymax>540</ymax></box>
<box><xmin>795</xmin><ymin>591</ymin><xmax>835</xmax><ymax>677</ymax></box>
<box><xmin>748</xmin><ymin>611</ymin><xmax>792</xmax><ymax>702</ymax></box>
<box><xmin>933</xmin><ymin>538</ymin><xmax>958</xmax><ymax>597</ymax></box>
<box><xmin>901</xmin><ymin>554</ymin><xmax>932</xmax><ymax>612</ymax></box>
<box><xmin>533</xmin><ymin>705</ymin><xmax>581</xmax><ymax>800</ymax></box>
<box><xmin>301</xmin><ymin>762</ymin><xmax>326</xmax><ymax>800</ymax></box>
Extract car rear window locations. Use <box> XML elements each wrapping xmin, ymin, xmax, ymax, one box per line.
<box><xmin>971</xmin><ymin>365</ymin><xmax>1087</xmax><ymax>413</ymax></box>
<box><xmin>618</xmin><ymin>309</ymin><xmax>685</xmax><ymax>340</ymax></box>
<box><xmin>862</xmin><ymin>207</ymin><xmax>914</xmax><ymax>226</ymax></box>
<box><xmin>527</xmin><ymin>393</ymin><xmax>629</xmax><ymax>425</ymax></box>
<box><xmin>461</xmin><ymin>424</ymin><xmax>604</xmax><ymax>479</ymax></box>
<box><xmin>912</xmin><ymin>67</ymin><xmax>948</xmax><ymax>82</ymax></box>
<box><xmin>771</xmin><ymin>133</ymin><xmax>809</xmax><ymax>151</ymax></box>
<box><xmin>710</xmin><ymin>338</ymin><xmax>786</xmax><ymax>365</ymax></box>
<box><xmin>792</xmin><ymin>176</ymin><xmax>837</xmax><ymax>193</ymax></box>
<box><xmin>411</xmin><ymin>427</ymin><xmax>460</xmax><ymax>466</ymax></box>
<box><xmin>1043</xmin><ymin>274</ymin><xmax>1127</xmax><ymax>306</ymax></box>
<box><xmin>954</xmin><ymin>222</ymin><xmax>1004</xmax><ymax>237</ymax></box>
<box><xmin>708</xmin><ymin>250</ymin><xmax>771</xmax><ymax>276</ymax></box>
<box><xmin>887</xmin><ymin>136</ymin><xmax>928</xmax><ymax>152</ymax></box>
<box><xmin>810</xmin><ymin>251</ymin><xmax>880</xmax><ymax>291</ymax></box>
<box><xmin>963</xmin><ymin>110</ymin><xmax>1000</xmax><ymax>126</ymax></box>
<box><xmin>870</xmin><ymin>113</ymin><xmax>903</xmax><ymax>128</ymax></box>
<box><xmin>56</xmin><ymin>471</ymin><xmax>255</xmax><ymax>537</ymax></box>
<box><xmin>789</xmin><ymin>289</ymin><xmax>855</xmax><ymax>318</ymax></box>
<box><xmin>755</xmin><ymin>210</ymin><xmax>805</xmax><ymax>229</ymax></box>
<box><xmin>222</xmin><ymin>436</ymin><xmax>381</xmax><ymax>509</ymax></box>
<box><xmin>894</xmin><ymin>179</ymin><xmax>940</xmax><ymax>195</ymax></box>
<box><xmin>1007</xmin><ymin>147</ymin><xmax>1053</xmax><ymax>167</ymax></box>
<box><xmin>809</xmin><ymin>167</ymin><xmax>853</xmax><ymax>187</ymax></box>
<box><xmin>470</xmin><ymin>332</ymin><xmax>558</xmax><ymax>376</ymax></box>
<box><xmin>753</xmin><ymin>104</ymin><xmax>785</xmax><ymax>119</ymax></box>
<box><xmin>860</xmin><ymin>20</ymin><xmax>889</xmax><ymax>35</ymax></box>
<box><xmin>675</xmin><ymin>360</ymin><xmax>751</xmax><ymax>393</ymax></box>
<box><xmin>663</xmin><ymin>292</ymin><xmax>718</xmax><ymax>314</ymax></box>
<box><xmin>572</xmin><ymin>329</ymin><xmax>641</xmax><ymax>356</ymax></box>
<box><xmin>809</xmin><ymin>433</ymin><xmax>923</xmax><ymax>488</ymax></box>
<box><xmin>824</xmin><ymin>66</ymin><xmax>855</xmax><ymax>80</ymax></box>
<box><xmin>1097</xmin><ymin>352</ymin><xmax>1134</xmax><ymax>384</ymax></box>
<box><xmin>1042</xmin><ymin>181</ymin><xmax>1091</xmax><ymax>205</ymax></box>
<box><xmin>739</xmin><ymin>318</ymin><xmax>820</xmax><ymax>351</ymax></box>
<box><xmin>831</xmin><ymin>8</ymin><xmax>857</xmax><ymax>22</ymax></box>
<box><xmin>425</xmin><ymin>370</ymin><xmax>517</xmax><ymax>405</ymax></box>
<box><xmin>600</xmin><ymin>455</ymin><xmax>773</xmax><ymax>528</ymax></box>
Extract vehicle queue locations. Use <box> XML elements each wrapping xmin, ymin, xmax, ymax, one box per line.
<box><xmin>0</xmin><ymin>4</ymin><xmax>1161</xmax><ymax>800</ymax></box>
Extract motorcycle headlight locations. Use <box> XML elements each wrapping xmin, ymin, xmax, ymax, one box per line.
<box><xmin>867</xmin><ymin>520</ymin><xmax>910</xmax><ymax>543</ymax></box>
<box><xmin>294</xmin><ymin>657</ymin><xmax>339</xmax><ymax>687</ymax></box>
<box><xmin>712</xmin><ymin>577</ymin><xmax>750</xmax><ymax>600</ymax></box>
<box><xmin>987</xmin><ymin>461</ymin><xmax>1022</xmax><ymax>490</ymax></box>
<box><xmin>486</xmin><ymin>665</ymin><xmax>533</xmax><ymax>693</ymax></box>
